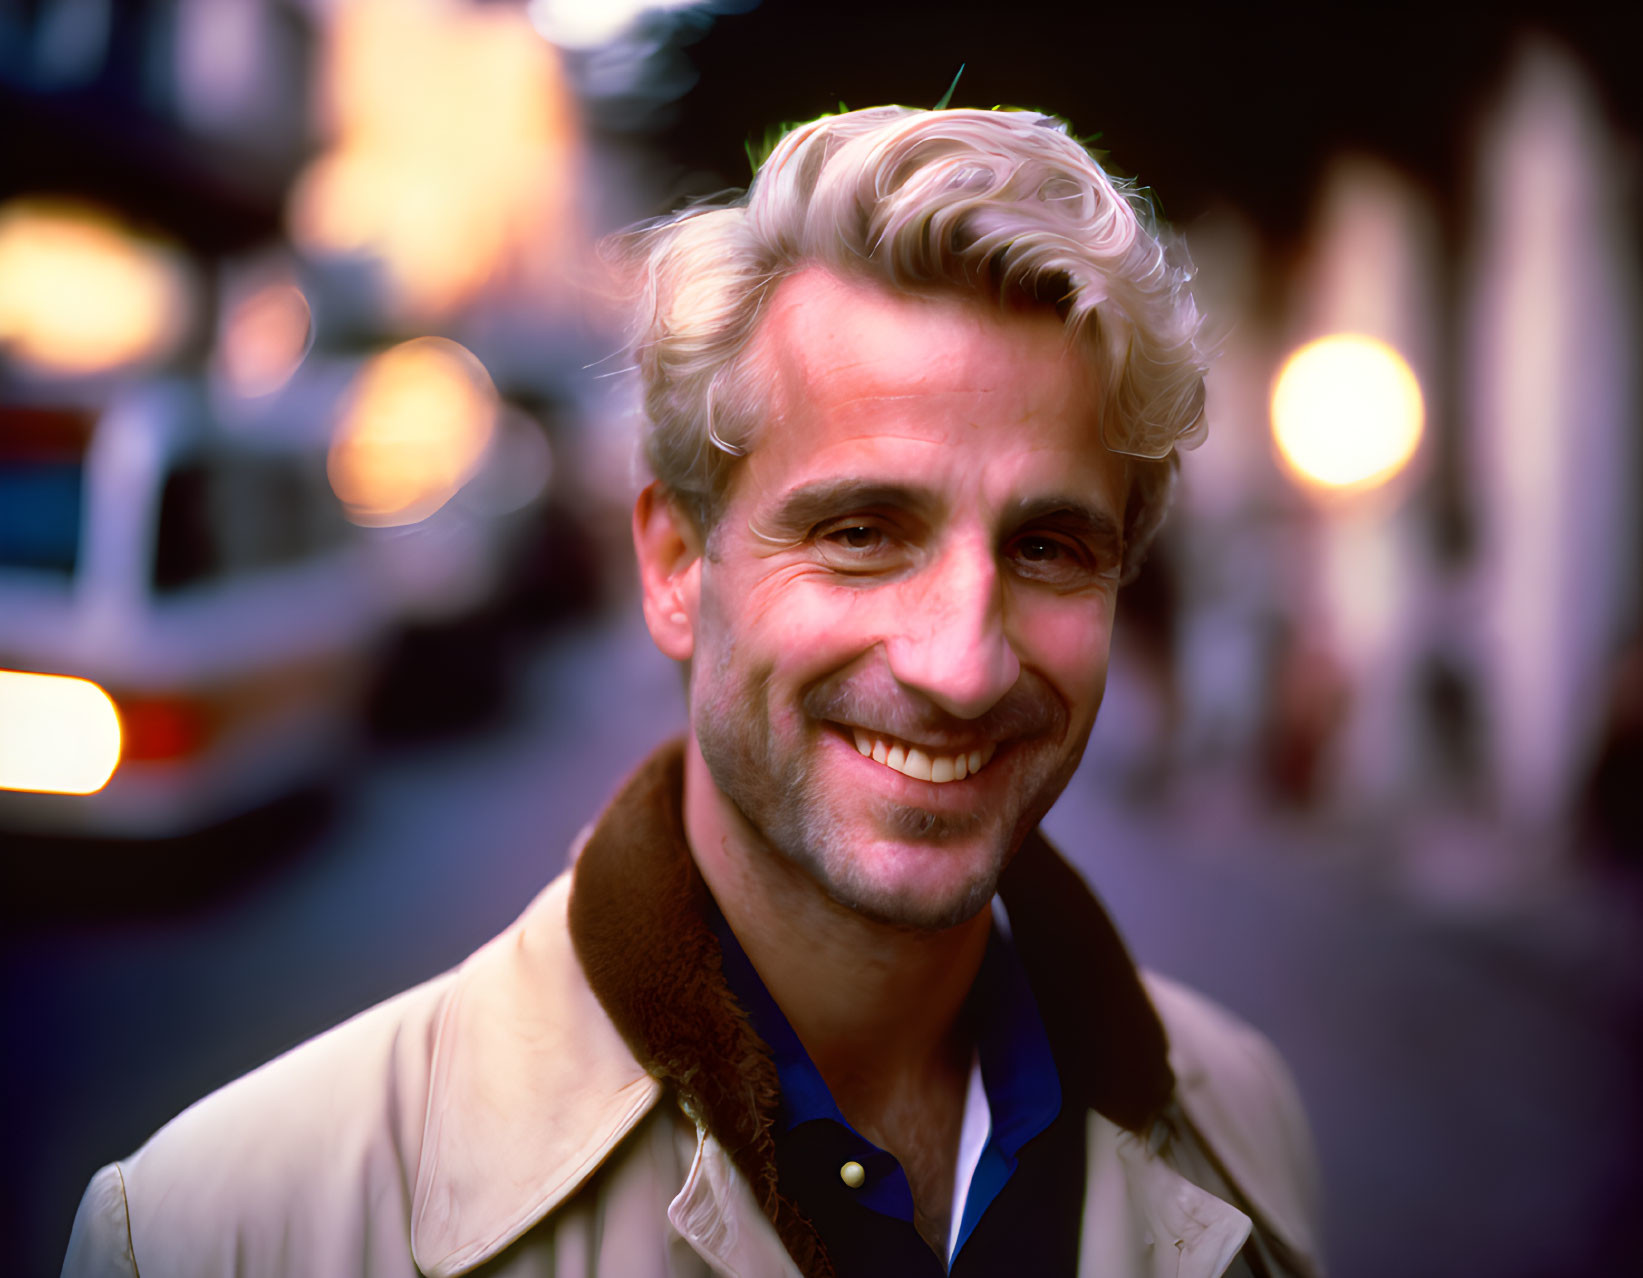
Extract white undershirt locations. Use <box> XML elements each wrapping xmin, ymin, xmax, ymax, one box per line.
<box><xmin>946</xmin><ymin>1046</ymin><xmax>992</xmax><ymax>1264</ymax></box>
<box><xmin>944</xmin><ymin>895</ymin><xmax>1019</xmax><ymax>1264</ymax></box>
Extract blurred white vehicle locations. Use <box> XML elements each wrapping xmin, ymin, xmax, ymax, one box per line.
<box><xmin>218</xmin><ymin>341</ymin><xmax>561</xmax><ymax>734</ymax></box>
<box><xmin>0</xmin><ymin>381</ymin><xmax>389</xmax><ymax>838</ymax></box>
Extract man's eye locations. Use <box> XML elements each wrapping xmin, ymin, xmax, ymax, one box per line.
<box><xmin>1007</xmin><ymin>532</ymin><xmax>1114</xmax><ymax>585</ymax></box>
<box><xmin>814</xmin><ymin>520</ymin><xmax>900</xmax><ymax>573</ymax></box>
<box><xmin>822</xmin><ymin>524</ymin><xmax>885</xmax><ymax>552</ymax></box>
<box><xmin>1014</xmin><ymin>536</ymin><xmax>1063</xmax><ymax>563</ymax></box>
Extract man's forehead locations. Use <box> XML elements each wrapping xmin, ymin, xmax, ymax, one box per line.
<box><xmin>750</xmin><ymin>266</ymin><xmax>1085</xmax><ymax>410</ymax></box>
<box><xmin>719</xmin><ymin>268</ymin><xmax>1125</xmax><ymax>529</ymax></box>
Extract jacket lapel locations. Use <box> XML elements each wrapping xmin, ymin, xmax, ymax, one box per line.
<box><xmin>667</xmin><ymin>1128</ymin><xmax>806</xmax><ymax>1278</ymax></box>
<box><xmin>1078</xmin><ymin>1111</ymin><xmax>1253</xmax><ymax>1278</ymax></box>
<box><xmin>408</xmin><ymin>869</ymin><xmax>662</xmax><ymax>1277</ymax></box>
<box><xmin>1000</xmin><ymin>836</ymin><xmax>1253</xmax><ymax>1276</ymax></box>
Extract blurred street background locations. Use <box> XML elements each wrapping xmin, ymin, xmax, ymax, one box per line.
<box><xmin>3</xmin><ymin>2</ymin><xmax>1641</xmax><ymax>1275</ymax></box>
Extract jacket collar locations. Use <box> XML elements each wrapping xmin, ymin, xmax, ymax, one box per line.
<box><xmin>407</xmin><ymin>857</ymin><xmax>661</xmax><ymax>1277</ymax></box>
<box><xmin>408</xmin><ymin>739</ymin><xmax>1218</xmax><ymax>1277</ymax></box>
<box><xmin>565</xmin><ymin>743</ymin><xmax>833</xmax><ymax>1274</ymax></box>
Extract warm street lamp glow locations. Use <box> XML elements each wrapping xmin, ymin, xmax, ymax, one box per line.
<box><xmin>1271</xmin><ymin>334</ymin><xmax>1424</xmax><ymax>492</ymax></box>
<box><xmin>0</xmin><ymin>670</ymin><xmax>122</xmax><ymax>795</ymax></box>
<box><xmin>328</xmin><ymin>337</ymin><xmax>498</xmax><ymax>527</ymax></box>
<box><xmin>0</xmin><ymin>201</ymin><xmax>191</xmax><ymax>376</ymax></box>
<box><xmin>288</xmin><ymin>0</ymin><xmax>578</xmax><ymax>320</ymax></box>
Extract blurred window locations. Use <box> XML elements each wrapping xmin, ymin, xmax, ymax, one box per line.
<box><xmin>0</xmin><ymin>459</ymin><xmax>83</xmax><ymax>575</ymax></box>
<box><xmin>0</xmin><ymin>405</ymin><xmax>92</xmax><ymax>577</ymax></box>
<box><xmin>237</xmin><ymin>454</ymin><xmax>353</xmax><ymax>564</ymax></box>
<box><xmin>152</xmin><ymin>452</ymin><xmax>351</xmax><ymax>594</ymax></box>
<box><xmin>293</xmin><ymin>463</ymin><xmax>353</xmax><ymax>556</ymax></box>
<box><xmin>152</xmin><ymin>460</ymin><xmax>220</xmax><ymax>592</ymax></box>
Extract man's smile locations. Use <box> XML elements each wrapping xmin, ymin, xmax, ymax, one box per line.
<box><xmin>846</xmin><ymin>727</ymin><xmax>1000</xmax><ymax>783</ymax></box>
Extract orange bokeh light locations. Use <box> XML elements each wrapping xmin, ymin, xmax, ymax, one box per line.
<box><xmin>328</xmin><ymin>337</ymin><xmax>499</xmax><ymax>527</ymax></box>
<box><xmin>0</xmin><ymin>200</ymin><xmax>192</xmax><ymax>376</ymax></box>
<box><xmin>288</xmin><ymin>0</ymin><xmax>579</xmax><ymax>320</ymax></box>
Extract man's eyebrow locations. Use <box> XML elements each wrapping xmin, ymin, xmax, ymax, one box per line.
<box><xmin>763</xmin><ymin>478</ymin><xmax>935</xmax><ymax>537</ymax></box>
<box><xmin>1007</xmin><ymin>495</ymin><xmax>1125</xmax><ymax>546</ymax></box>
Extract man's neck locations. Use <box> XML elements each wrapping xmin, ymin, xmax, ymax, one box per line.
<box><xmin>683</xmin><ymin>739</ymin><xmax>990</xmax><ymax>1253</ymax></box>
<box><xmin>683</xmin><ymin>739</ymin><xmax>990</xmax><ymax>1078</ymax></box>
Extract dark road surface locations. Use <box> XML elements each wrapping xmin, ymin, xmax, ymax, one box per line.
<box><xmin>7</xmin><ymin>606</ymin><xmax>1642</xmax><ymax>1277</ymax></box>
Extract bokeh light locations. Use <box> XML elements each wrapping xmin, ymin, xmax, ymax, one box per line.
<box><xmin>527</xmin><ymin>0</ymin><xmax>702</xmax><ymax>49</ymax></box>
<box><xmin>0</xmin><ymin>670</ymin><xmax>122</xmax><ymax>795</ymax></box>
<box><xmin>327</xmin><ymin>336</ymin><xmax>499</xmax><ymax>527</ymax></box>
<box><xmin>0</xmin><ymin>200</ymin><xmax>192</xmax><ymax>376</ymax></box>
<box><xmin>1271</xmin><ymin>333</ymin><xmax>1425</xmax><ymax>492</ymax></box>
<box><xmin>287</xmin><ymin>0</ymin><xmax>578</xmax><ymax>320</ymax></box>
<box><xmin>217</xmin><ymin>280</ymin><xmax>314</xmax><ymax>398</ymax></box>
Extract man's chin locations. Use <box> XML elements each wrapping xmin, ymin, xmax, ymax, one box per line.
<box><xmin>820</xmin><ymin>873</ymin><xmax>999</xmax><ymax>933</ymax></box>
<box><xmin>876</xmin><ymin>801</ymin><xmax>986</xmax><ymax>843</ymax></box>
<box><xmin>807</xmin><ymin>823</ymin><xmax>1011</xmax><ymax>932</ymax></box>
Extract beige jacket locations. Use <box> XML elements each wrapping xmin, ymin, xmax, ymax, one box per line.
<box><xmin>63</xmin><ymin>747</ymin><xmax>1323</xmax><ymax>1278</ymax></box>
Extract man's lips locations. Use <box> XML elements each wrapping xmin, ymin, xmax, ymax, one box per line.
<box><xmin>845</xmin><ymin>726</ymin><xmax>999</xmax><ymax>784</ymax></box>
<box><xmin>804</xmin><ymin>657</ymin><xmax>1067</xmax><ymax>792</ymax></box>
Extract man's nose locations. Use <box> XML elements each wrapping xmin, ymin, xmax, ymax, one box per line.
<box><xmin>883</xmin><ymin>540</ymin><xmax>1020</xmax><ymax>720</ymax></box>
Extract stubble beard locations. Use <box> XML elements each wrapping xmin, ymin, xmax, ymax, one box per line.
<box><xmin>691</xmin><ymin>653</ymin><xmax>1081</xmax><ymax>933</ymax></box>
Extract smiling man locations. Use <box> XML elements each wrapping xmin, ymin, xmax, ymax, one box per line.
<box><xmin>65</xmin><ymin>108</ymin><xmax>1322</xmax><ymax>1278</ymax></box>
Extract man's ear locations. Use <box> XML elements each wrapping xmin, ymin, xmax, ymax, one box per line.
<box><xmin>633</xmin><ymin>482</ymin><xmax>702</xmax><ymax>662</ymax></box>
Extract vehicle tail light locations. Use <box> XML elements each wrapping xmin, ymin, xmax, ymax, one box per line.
<box><xmin>0</xmin><ymin>669</ymin><xmax>122</xmax><ymax>794</ymax></box>
<box><xmin>116</xmin><ymin>694</ymin><xmax>214</xmax><ymax>762</ymax></box>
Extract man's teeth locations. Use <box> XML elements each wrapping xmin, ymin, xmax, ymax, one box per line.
<box><xmin>851</xmin><ymin>730</ymin><xmax>997</xmax><ymax>783</ymax></box>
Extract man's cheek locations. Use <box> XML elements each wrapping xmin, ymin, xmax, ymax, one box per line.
<box><xmin>762</xmin><ymin>585</ymin><xmax>879</xmax><ymax>658</ymax></box>
<box><xmin>1014</xmin><ymin>604</ymin><xmax>1113</xmax><ymax>687</ymax></box>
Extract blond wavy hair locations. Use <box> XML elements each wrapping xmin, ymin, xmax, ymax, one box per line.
<box><xmin>612</xmin><ymin>105</ymin><xmax>1208</xmax><ymax>579</ymax></box>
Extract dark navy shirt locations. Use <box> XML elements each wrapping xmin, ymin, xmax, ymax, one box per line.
<box><xmin>708</xmin><ymin>901</ymin><xmax>1088</xmax><ymax>1275</ymax></box>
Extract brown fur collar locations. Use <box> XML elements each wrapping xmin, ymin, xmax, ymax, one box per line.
<box><xmin>567</xmin><ymin>740</ymin><xmax>1174</xmax><ymax>1276</ymax></box>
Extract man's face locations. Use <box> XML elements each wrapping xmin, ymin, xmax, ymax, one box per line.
<box><xmin>663</xmin><ymin>268</ymin><xmax>1127</xmax><ymax>931</ymax></box>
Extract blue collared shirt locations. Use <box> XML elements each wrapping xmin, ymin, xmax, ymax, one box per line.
<box><xmin>708</xmin><ymin>898</ymin><xmax>1085</xmax><ymax>1273</ymax></box>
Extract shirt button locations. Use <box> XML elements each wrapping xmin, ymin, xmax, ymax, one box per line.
<box><xmin>839</xmin><ymin>1161</ymin><xmax>866</xmax><ymax>1189</ymax></box>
